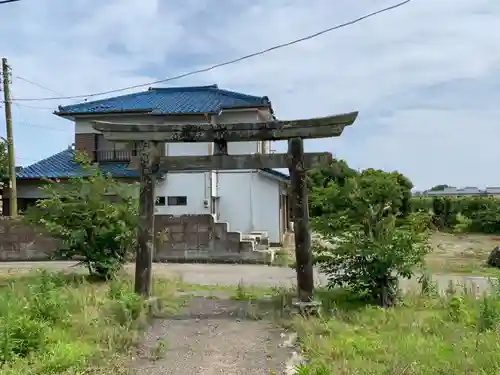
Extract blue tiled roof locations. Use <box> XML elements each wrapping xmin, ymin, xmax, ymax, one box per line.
<box><xmin>57</xmin><ymin>85</ymin><xmax>270</xmax><ymax>115</ymax></box>
<box><xmin>17</xmin><ymin>149</ymin><xmax>137</xmax><ymax>179</ymax></box>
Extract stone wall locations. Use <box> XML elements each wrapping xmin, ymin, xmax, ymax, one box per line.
<box><xmin>154</xmin><ymin>214</ymin><xmax>269</xmax><ymax>264</ymax></box>
<box><xmin>0</xmin><ymin>215</ymin><xmax>270</xmax><ymax>264</ymax></box>
<box><xmin>0</xmin><ymin>217</ymin><xmax>60</xmax><ymax>261</ymax></box>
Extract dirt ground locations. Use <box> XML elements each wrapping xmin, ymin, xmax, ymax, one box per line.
<box><xmin>426</xmin><ymin>232</ymin><xmax>500</xmax><ymax>276</ymax></box>
<box><xmin>131</xmin><ymin>292</ymin><xmax>295</xmax><ymax>375</ymax></box>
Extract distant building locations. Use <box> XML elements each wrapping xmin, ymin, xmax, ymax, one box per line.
<box><xmin>422</xmin><ymin>186</ymin><xmax>500</xmax><ymax>197</ymax></box>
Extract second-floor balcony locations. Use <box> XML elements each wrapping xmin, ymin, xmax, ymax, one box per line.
<box><xmin>96</xmin><ymin>149</ymin><xmax>135</xmax><ymax>162</ymax></box>
<box><xmin>94</xmin><ymin>146</ymin><xmax>166</xmax><ymax>162</ymax></box>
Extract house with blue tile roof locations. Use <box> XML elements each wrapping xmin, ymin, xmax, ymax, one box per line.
<box><xmin>10</xmin><ymin>85</ymin><xmax>291</xmax><ymax>244</ymax></box>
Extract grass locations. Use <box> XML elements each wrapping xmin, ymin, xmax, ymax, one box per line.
<box><xmin>215</xmin><ymin>278</ymin><xmax>500</xmax><ymax>374</ymax></box>
<box><xmin>425</xmin><ymin>232</ymin><xmax>500</xmax><ymax>276</ymax></box>
<box><xmin>271</xmin><ymin>283</ymin><xmax>500</xmax><ymax>374</ymax></box>
<box><xmin>0</xmin><ymin>269</ymin><xmax>181</xmax><ymax>375</ymax></box>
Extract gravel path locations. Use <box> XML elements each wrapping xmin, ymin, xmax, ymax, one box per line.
<box><xmin>0</xmin><ymin>261</ymin><xmax>495</xmax><ymax>293</ymax></box>
<box><xmin>131</xmin><ymin>292</ymin><xmax>293</xmax><ymax>375</ymax></box>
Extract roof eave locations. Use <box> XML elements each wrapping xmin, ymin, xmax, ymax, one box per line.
<box><xmin>259</xmin><ymin>168</ymin><xmax>290</xmax><ymax>182</ymax></box>
<box><xmin>54</xmin><ymin>108</ymin><xmax>155</xmax><ymax>119</ymax></box>
<box><xmin>218</xmin><ymin>103</ymin><xmax>272</xmax><ymax>111</ymax></box>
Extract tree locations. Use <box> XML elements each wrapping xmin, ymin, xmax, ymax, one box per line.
<box><xmin>312</xmin><ymin>169</ymin><xmax>431</xmax><ymax>307</ymax></box>
<box><xmin>430</xmin><ymin>184</ymin><xmax>450</xmax><ymax>191</ymax></box>
<box><xmin>310</xmin><ymin>169</ymin><xmax>413</xmax><ymax>225</ymax></box>
<box><xmin>308</xmin><ymin>158</ymin><xmax>358</xmax><ymax>190</ymax></box>
<box><xmin>25</xmin><ymin>152</ymin><xmax>138</xmax><ymax>280</ymax></box>
<box><xmin>308</xmin><ymin>158</ymin><xmax>358</xmax><ymax>217</ymax></box>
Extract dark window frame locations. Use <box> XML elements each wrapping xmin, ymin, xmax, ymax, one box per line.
<box><xmin>167</xmin><ymin>196</ymin><xmax>187</xmax><ymax>206</ymax></box>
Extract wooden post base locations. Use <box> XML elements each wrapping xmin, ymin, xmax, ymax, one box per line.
<box><xmin>145</xmin><ymin>296</ymin><xmax>162</xmax><ymax>318</ymax></box>
<box><xmin>292</xmin><ymin>300</ymin><xmax>321</xmax><ymax>317</ymax></box>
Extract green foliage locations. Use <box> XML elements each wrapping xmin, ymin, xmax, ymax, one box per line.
<box><xmin>410</xmin><ymin>195</ymin><xmax>500</xmax><ymax>233</ymax></box>
<box><xmin>24</xmin><ymin>152</ymin><xmax>138</xmax><ymax>280</ymax></box>
<box><xmin>307</xmin><ymin>159</ymin><xmax>358</xmax><ymax>217</ymax></box>
<box><xmin>307</xmin><ymin>158</ymin><xmax>358</xmax><ymax>189</ymax></box>
<box><xmin>0</xmin><ymin>270</ymin><xmax>158</xmax><ymax>374</ymax></box>
<box><xmin>430</xmin><ymin>184</ymin><xmax>450</xmax><ymax>191</ymax></box>
<box><xmin>312</xmin><ymin>169</ymin><xmax>431</xmax><ymax>306</ymax></box>
<box><xmin>0</xmin><ymin>139</ymin><xmax>8</xmax><ymax>183</ymax></box>
<box><xmin>310</xmin><ymin>168</ymin><xmax>414</xmax><ymax>232</ymax></box>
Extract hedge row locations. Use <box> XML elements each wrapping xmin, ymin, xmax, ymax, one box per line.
<box><xmin>410</xmin><ymin>196</ymin><xmax>500</xmax><ymax>233</ymax></box>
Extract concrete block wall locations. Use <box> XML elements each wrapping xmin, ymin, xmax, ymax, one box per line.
<box><xmin>0</xmin><ymin>215</ymin><xmax>270</xmax><ymax>264</ymax></box>
<box><xmin>154</xmin><ymin>214</ymin><xmax>268</xmax><ymax>264</ymax></box>
<box><xmin>0</xmin><ymin>217</ymin><xmax>60</xmax><ymax>261</ymax></box>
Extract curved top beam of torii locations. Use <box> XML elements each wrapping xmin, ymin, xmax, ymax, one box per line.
<box><xmin>90</xmin><ymin>111</ymin><xmax>358</xmax><ymax>143</ymax></box>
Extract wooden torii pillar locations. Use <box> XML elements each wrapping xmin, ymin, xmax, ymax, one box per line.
<box><xmin>92</xmin><ymin>111</ymin><xmax>358</xmax><ymax>301</ymax></box>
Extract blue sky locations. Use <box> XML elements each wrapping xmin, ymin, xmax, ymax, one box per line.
<box><xmin>0</xmin><ymin>0</ymin><xmax>498</xmax><ymax>190</ymax></box>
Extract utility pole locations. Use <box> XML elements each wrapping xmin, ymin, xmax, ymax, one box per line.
<box><xmin>1</xmin><ymin>58</ymin><xmax>17</xmax><ymax>217</ymax></box>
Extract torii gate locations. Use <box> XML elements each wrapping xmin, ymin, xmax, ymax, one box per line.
<box><xmin>92</xmin><ymin>111</ymin><xmax>358</xmax><ymax>306</ymax></box>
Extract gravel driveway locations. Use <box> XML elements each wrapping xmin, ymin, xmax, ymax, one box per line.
<box><xmin>0</xmin><ymin>261</ymin><xmax>494</xmax><ymax>293</ymax></box>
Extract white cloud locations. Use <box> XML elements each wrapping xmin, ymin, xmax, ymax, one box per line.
<box><xmin>0</xmin><ymin>0</ymin><xmax>499</xmax><ymax>189</ymax></box>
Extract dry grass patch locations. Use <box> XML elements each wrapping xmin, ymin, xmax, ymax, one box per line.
<box><xmin>426</xmin><ymin>232</ymin><xmax>500</xmax><ymax>276</ymax></box>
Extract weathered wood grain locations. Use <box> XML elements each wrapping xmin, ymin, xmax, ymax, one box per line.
<box><xmin>288</xmin><ymin>138</ymin><xmax>314</xmax><ymax>303</ymax></box>
<box><xmin>91</xmin><ymin>112</ymin><xmax>358</xmax><ymax>142</ymax></box>
<box><xmin>134</xmin><ymin>141</ymin><xmax>158</xmax><ymax>297</ymax></box>
<box><xmin>127</xmin><ymin>152</ymin><xmax>332</xmax><ymax>171</ymax></box>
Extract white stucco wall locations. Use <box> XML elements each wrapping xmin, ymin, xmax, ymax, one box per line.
<box><xmin>218</xmin><ymin>170</ymin><xmax>281</xmax><ymax>243</ymax></box>
<box><xmin>154</xmin><ymin>172</ymin><xmax>211</xmax><ymax>215</ymax></box>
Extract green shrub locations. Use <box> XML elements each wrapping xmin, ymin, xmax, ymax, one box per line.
<box><xmin>25</xmin><ymin>152</ymin><xmax>138</xmax><ymax>280</ymax></box>
<box><xmin>312</xmin><ymin>170</ymin><xmax>431</xmax><ymax>307</ymax></box>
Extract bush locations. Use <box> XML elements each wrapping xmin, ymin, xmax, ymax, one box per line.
<box><xmin>25</xmin><ymin>152</ymin><xmax>138</xmax><ymax>280</ymax></box>
<box><xmin>0</xmin><ymin>270</ymin><xmax>153</xmax><ymax>374</ymax></box>
<box><xmin>312</xmin><ymin>170</ymin><xmax>431</xmax><ymax>307</ymax></box>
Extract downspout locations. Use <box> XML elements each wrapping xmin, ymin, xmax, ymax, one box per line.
<box><xmin>249</xmin><ymin>170</ymin><xmax>255</xmax><ymax>232</ymax></box>
<box><xmin>209</xmin><ymin>114</ymin><xmax>217</xmax><ymax>219</ymax></box>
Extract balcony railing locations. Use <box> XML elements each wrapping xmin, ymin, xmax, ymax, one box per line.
<box><xmin>94</xmin><ymin>146</ymin><xmax>166</xmax><ymax>162</ymax></box>
<box><xmin>96</xmin><ymin>149</ymin><xmax>135</xmax><ymax>162</ymax></box>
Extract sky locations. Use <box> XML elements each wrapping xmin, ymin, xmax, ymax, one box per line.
<box><xmin>0</xmin><ymin>0</ymin><xmax>498</xmax><ymax>191</ymax></box>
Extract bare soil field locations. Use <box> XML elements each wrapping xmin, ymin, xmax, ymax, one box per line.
<box><xmin>426</xmin><ymin>232</ymin><xmax>500</xmax><ymax>276</ymax></box>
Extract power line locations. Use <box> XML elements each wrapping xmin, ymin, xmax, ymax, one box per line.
<box><xmin>0</xmin><ymin>0</ymin><xmax>21</xmax><ymax>4</ymax></box>
<box><xmin>12</xmin><ymin>0</ymin><xmax>412</xmax><ymax>102</ymax></box>
<box><xmin>10</xmin><ymin>90</ymin><xmax>68</xmax><ymax>131</ymax></box>
<box><xmin>12</xmin><ymin>102</ymin><xmax>55</xmax><ymax>110</ymax></box>
<box><xmin>15</xmin><ymin>76</ymin><xmax>66</xmax><ymax>97</ymax></box>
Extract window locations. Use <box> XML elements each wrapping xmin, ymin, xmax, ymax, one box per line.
<box><xmin>155</xmin><ymin>196</ymin><xmax>166</xmax><ymax>206</ymax></box>
<box><xmin>167</xmin><ymin>196</ymin><xmax>187</xmax><ymax>206</ymax></box>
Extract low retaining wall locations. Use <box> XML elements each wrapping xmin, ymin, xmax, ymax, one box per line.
<box><xmin>0</xmin><ymin>217</ymin><xmax>60</xmax><ymax>261</ymax></box>
<box><xmin>154</xmin><ymin>214</ymin><xmax>269</xmax><ymax>264</ymax></box>
<box><xmin>0</xmin><ymin>215</ymin><xmax>270</xmax><ymax>264</ymax></box>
